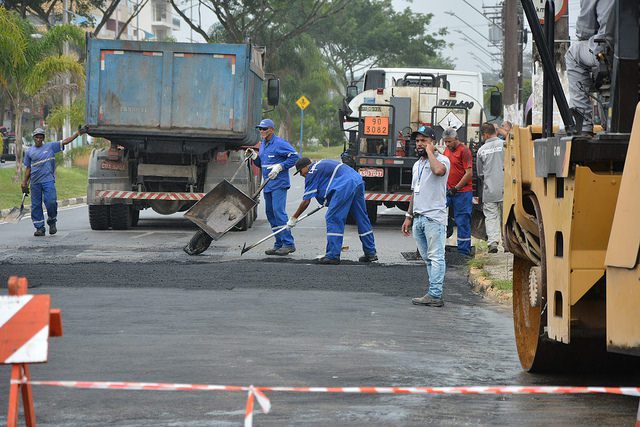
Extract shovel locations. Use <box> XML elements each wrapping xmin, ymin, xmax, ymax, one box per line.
<box><xmin>240</xmin><ymin>205</ymin><xmax>325</xmax><ymax>255</ymax></box>
<box><xmin>5</xmin><ymin>192</ymin><xmax>28</xmax><ymax>224</ymax></box>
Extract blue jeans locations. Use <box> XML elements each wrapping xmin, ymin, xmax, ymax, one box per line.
<box><xmin>447</xmin><ymin>191</ymin><xmax>472</xmax><ymax>256</ymax></box>
<box><xmin>264</xmin><ymin>188</ymin><xmax>295</xmax><ymax>249</ymax></box>
<box><xmin>30</xmin><ymin>180</ymin><xmax>58</xmax><ymax>230</ymax></box>
<box><xmin>413</xmin><ymin>215</ymin><xmax>446</xmax><ymax>299</ymax></box>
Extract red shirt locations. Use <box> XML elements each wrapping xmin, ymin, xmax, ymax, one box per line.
<box><xmin>443</xmin><ymin>143</ymin><xmax>473</xmax><ymax>192</ymax></box>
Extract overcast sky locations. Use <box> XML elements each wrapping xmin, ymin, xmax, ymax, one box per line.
<box><xmin>174</xmin><ymin>0</ymin><xmax>582</xmax><ymax>73</ymax></box>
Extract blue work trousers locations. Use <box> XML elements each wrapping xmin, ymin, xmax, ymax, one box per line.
<box><xmin>264</xmin><ymin>188</ymin><xmax>295</xmax><ymax>249</ymax></box>
<box><xmin>30</xmin><ymin>180</ymin><xmax>58</xmax><ymax>230</ymax></box>
<box><xmin>447</xmin><ymin>191</ymin><xmax>473</xmax><ymax>256</ymax></box>
<box><xmin>413</xmin><ymin>215</ymin><xmax>446</xmax><ymax>299</ymax></box>
<box><xmin>325</xmin><ymin>182</ymin><xmax>376</xmax><ymax>260</ymax></box>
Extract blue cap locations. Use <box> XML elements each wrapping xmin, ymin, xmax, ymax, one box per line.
<box><xmin>256</xmin><ymin>119</ymin><xmax>275</xmax><ymax>129</ymax></box>
<box><xmin>411</xmin><ymin>125</ymin><xmax>436</xmax><ymax>140</ymax></box>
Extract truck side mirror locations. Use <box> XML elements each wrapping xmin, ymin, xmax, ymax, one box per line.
<box><xmin>346</xmin><ymin>85</ymin><xmax>359</xmax><ymax>102</ymax></box>
<box><xmin>267</xmin><ymin>79</ymin><xmax>279</xmax><ymax>106</ymax></box>
<box><xmin>490</xmin><ymin>91</ymin><xmax>503</xmax><ymax>117</ymax></box>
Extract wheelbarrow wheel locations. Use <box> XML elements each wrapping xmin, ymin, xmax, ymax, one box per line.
<box><xmin>184</xmin><ymin>229</ymin><xmax>213</xmax><ymax>255</ymax></box>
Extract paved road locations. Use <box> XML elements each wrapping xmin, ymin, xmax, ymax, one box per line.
<box><xmin>1</xmin><ymin>177</ymin><xmax>638</xmax><ymax>426</ymax></box>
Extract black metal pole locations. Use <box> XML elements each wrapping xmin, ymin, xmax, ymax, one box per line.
<box><xmin>543</xmin><ymin>1</ymin><xmax>555</xmax><ymax>137</ymax></box>
<box><xmin>521</xmin><ymin>0</ymin><xmax>576</xmax><ymax>133</ymax></box>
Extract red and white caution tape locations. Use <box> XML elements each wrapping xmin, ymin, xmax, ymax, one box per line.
<box><xmin>12</xmin><ymin>380</ymin><xmax>640</xmax><ymax>427</ymax></box>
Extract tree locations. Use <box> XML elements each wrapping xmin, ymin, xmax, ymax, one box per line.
<box><xmin>0</xmin><ymin>8</ymin><xmax>85</xmax><ymax>180</ymax></box>
<box><xmin>170</xmin><ymin>0</ymin><xmax>349</xmax><ymax>61</ymax></box>
<box><xmin>312</xmin><ymin>0</ymin><xmax>453</xmax><ymax>92</ymax></box>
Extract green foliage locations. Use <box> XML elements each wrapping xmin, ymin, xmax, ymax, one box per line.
<box><xmin>491</xmin><ymin>279</ymin><xmax>513</xmax><ymax>291</ymax></box>
<box><xmin>0</xmin><ymin>8</ymin><xmax>86</xmax><ymax>179</ymax></box>
<box><xmin>313</xmin><ymin>0</ymin><xmax>453</xmax><ymax>88</ymax></box>
<box><xmin>0</xmin><ymin>165</ymin><xmax>88</xmax><ymax>210</ymax></box>
<box><xmin>47</xmin><ymin>97</ymin><xmax>86</xmax><ymax>130</ymax></box>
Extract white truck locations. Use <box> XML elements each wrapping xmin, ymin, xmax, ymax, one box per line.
<box><xmin>339</xmin><ymin>67</ymin><xmax>501</xmax><ymax>224</ymax></box>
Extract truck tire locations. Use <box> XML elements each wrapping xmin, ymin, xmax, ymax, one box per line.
<box><xmin>130</xmin><ymin>207</ymin><xmax>140</xmax><ymax>227</ymax></box>
<box><xmin>89</xmin><ymin>205</ymin><xmax>110</xmax><ymax>230</ymax></box>
<box><xmin>366</xmin><ymin>201</ymin><xmax>378</xmax><ymax>225</ymax></box>
<box><xmin>110</xmin><ymin>204</ymin><xmax>131</xmax><ymax>230</ymax></box>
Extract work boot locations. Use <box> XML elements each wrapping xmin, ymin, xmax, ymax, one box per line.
<box><xmin>488</xmin><ymin>242</ymin><xmax>499</xmax><ymax>253</ymax></box>
<box><xmin>34</xmin><ymin>228</ymin><xmax>46</xmax><ymax>237</ymax></box>
<box><xmin>411</xmin><ymin>294</ymin><xmax>444</xmax><ymax>307</ymax></box>
<box><xmin>48</xmin><ymin>222</ymin><xmax>57</xmax><ymax>235</ymax></box>
<box><xmin>316</xmin><ymin>256</ymin><xmax>340</xmax><ymax>265</ymax></box>
<box><xmin>274</xmin><ymin>246</ymin><xmax>295</xmax><ymax>256</ymax></box>
<box><xmin>265</xmin><ymin>248</ymin><xmax>280</xmax><ymax>255</ymax></box>
<box><xmin>358</xmin><ymin>253</ymin><xmax>378</xmax><ymax>262</ymax></box>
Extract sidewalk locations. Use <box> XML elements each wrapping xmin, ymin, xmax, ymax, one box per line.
<box><xmin>467</xmin><ymin>238</ymin><xmax>513</xmax><ymax>305</ymax></box>
<box><xmin>0</xmin><ymin>196</ymin><xmax>87</xmax><ymax>220</ymax></box>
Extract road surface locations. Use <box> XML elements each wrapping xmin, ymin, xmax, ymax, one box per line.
<box><xmin>1</xmin><ymin>176</ymin><xmax>638</xmax><ymax>426</ymax></box>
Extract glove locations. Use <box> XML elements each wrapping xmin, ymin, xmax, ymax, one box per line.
<box><xmin>286</xmin><ymin>217</ymin><xmax>298</xmax><ymax>229</ymax></box>
<box><xmin>267</xmin><ymin>163</ymin><xmax>283</xmax><ymax>180</ymax></box>
<box><xmin>21</xmin><ymin>184</ymin><xmax>29</xmax><ymax>195</ymax></box>
<box><xmin>78</xmin><ymin>124</ymin><xmax>89</xmax><ymax>135</ymax></box>
<box><xmin>245</xmin><ymin>148</ymin><xmax>258</xmax><ymax>160</ymax></box>
<box><xmin>446</xmin><ymin>187</ymin><xmax>458</xmax><ymax>197</ymax></box>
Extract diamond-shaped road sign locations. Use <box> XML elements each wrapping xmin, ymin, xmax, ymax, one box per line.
<box><xmin>296</xmin><ymin>95</ymin><xmax>310</xmax><ymax>110</ymax></box>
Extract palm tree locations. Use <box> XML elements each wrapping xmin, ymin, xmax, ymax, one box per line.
<box><xmin>0</xmin><ymin>7</ymin><xmax>85</xmax><ymax>180</ymax></box>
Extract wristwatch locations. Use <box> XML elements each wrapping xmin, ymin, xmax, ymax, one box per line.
<box><xmin>405</xmin><ymin>212</ymin><xmax>413</xmax><ymax>219</ymax></box>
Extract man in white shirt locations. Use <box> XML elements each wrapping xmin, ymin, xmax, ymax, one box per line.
<box><xmin>401</xmin><ymin>126</ymin><xmax>450</xmax><ymax>307</ymax></box>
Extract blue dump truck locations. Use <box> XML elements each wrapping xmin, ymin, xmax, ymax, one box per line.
<box><xmin>84</xmin><ymin>35</ymin><xmax>278</xmax><ymax>230</ymax></box>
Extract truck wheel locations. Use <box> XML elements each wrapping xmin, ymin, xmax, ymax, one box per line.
<box><xmin>89</xmin><ymin>205</ymin><xmax>110</xmax><ymax>230</ymax></box>
<box><xmin>110</xmin><ymin>204</ymin><xmax>131</xmax><ymax>230</ymax></box>
<box><xmin>366</xmin><ymin>201</ymin><xmax>378</xmax><ymax>225</ymax></box>
<box><xmin>130</xmin><ymin>207</ymin><xmax>140</xmax><ymax>227</ymax></box>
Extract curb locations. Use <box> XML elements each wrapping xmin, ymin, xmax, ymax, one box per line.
<box><xmin>467</xmin><ymin>257</ymin><xmax>513</xmax><ymax>305</ymax></box>
<box><xmin>0</xmin><ymin>196</ymin><xmax>87</xmax><ymax>220</ymax></box>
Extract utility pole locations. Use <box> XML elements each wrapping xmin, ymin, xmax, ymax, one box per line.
<box><xmin>62</xmin><ymin>0</ymin><xmax>72</xmax><ymax>162</ymax></box>
<box><xmin>503</xmin><ymin>0</ymin><xmax>520</xmax><ymax>123</ymax></box>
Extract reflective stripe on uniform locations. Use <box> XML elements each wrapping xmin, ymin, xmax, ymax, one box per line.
<box><xmin>31</xmin><ymin>156</ymin><xmax>56</xmax><ymax>167</ymax></box>
<box><xmin>324</xmin><ymin>163</ymin><xmax>343</xmax><ymax>204</ymax></box>
<box><xmin>359</xmin><ymin>230</ymin><xmax>373</xmax><ymax>237</ymax></box>
<box><xmin>327</xmin><ymin>232</ymin><xmax>343</xmax><ymax>237</ymax></box>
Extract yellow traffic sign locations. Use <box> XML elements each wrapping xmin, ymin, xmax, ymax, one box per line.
<box><xmin>296</xmin><ymin>95</ymin><xmax>310</xmax><ymax>110</ymax></box>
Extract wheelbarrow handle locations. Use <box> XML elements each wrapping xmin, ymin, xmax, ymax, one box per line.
<box><xmin>241</xmin><ymin>205</ymin><xmax>324</xmax><ymax>255</ymax></box>
<box><xmin>251</xmin><ymin>177</ymin><xmax>269</xmax><ymax>199</ymax></box>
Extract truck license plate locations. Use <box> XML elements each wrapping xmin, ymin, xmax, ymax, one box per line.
<box><xmin>358</xmin><ymin>168</ymin><xmax>384</xmax><ymax>178</ymax></box>
<box><xmin>101</xmin><ymin>160</ymin><xmax>126</xmax><ymax>171</ymax></box>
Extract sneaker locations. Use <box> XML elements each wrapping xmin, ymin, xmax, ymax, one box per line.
<box><xmin>48</xmin><ymin>223</ymin><xmax>57</xmax><ymax>235</ymax></box>
<box><xmin>274</xmin><ymin>246</ymin><xmax>296</xmax><ymax>256</ymax></box>
<box><xmin>358</xmin><ymin>253</ymin><xmax>378</xmax><ymax>262</ymax></box>
<box><xmin>265</xmin><ymin>248</ymin><xmax>280</xmax><ymax>255</ymax></box>
<box><xmin>488</xmin><ymin>243</ymin><xmax>499</xmax><ymax>253</ymax></box>
<box><xmin>316</xmin><ymin>256</ymin><xmax>340</xmax><ymax>265</ymax></box>
<box><xmin>411</xmin><ymin>295</ymin><xmax>444</xmax><ymax>307</ymax></box>
<box><xmin>34</xmin><ymin>228</ymin><xmax>46</xmax><ymax>237</ymax></box>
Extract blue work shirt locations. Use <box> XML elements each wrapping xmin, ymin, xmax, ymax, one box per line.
<box><xmin>302</xmin><ymin>160</ymin><xmax>363</xmax><ymax>206</ymax></box>
<box><xmin>23</xmin><ymin>142</ymin><xmax>63</xmax><ymax>185</ymax></box>
<box><xmin>253</xmin><ymin>135</ymin><xmax>299</xmax><ymax>193</ymax></box>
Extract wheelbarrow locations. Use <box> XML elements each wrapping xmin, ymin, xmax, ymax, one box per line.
<box><xmin>183</xmin><ymin>156</ymin><xmax>268</xmax><ymax>255</ymax></box>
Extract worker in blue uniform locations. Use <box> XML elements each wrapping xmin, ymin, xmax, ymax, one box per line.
<box><xmin>245</xmin><ymin>118</ymin><xmax>299</xmax><ymax>255</ymax></box>
<box><xmin>288</xmin><ymin>157</ymin><xmax>377</xmax><ymax>265</ymax></box>
<box><xmin>22</xmin><ymin>126</ymin><xmax>87</xmax><ymax>236</ymax></box>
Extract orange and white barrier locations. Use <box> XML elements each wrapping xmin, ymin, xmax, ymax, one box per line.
<box><xmin>2</xmin><ymin>276</ymin><xmax>63</xmax><ymax>427</ymax></box>
<box><xmin>12</xmin><ymin>379</ymin><xmax>640</xmax><ymax>427</ymax></box>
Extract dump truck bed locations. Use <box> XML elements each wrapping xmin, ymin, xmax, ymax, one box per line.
<box><xmin>85</xmin><ymin>36</ymin><xmax>265</xmax><ymax>146</ymax></box>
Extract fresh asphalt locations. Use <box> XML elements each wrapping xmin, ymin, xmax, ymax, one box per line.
<box><xmin>0</xmin><ymin>176</ymin><xmax>638</xmax><ymax>426</ymax></box>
